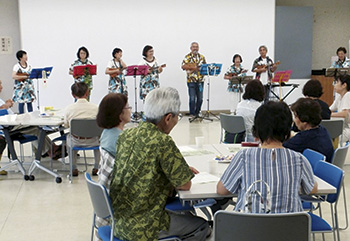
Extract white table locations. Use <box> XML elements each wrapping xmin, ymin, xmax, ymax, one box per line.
<box><xmin>178</xmin><ymin>144</ymin><xmax>337</xmax><ymax>201</ymax></box>
<box><xmin>0</xmin><ymin>112</ymin><xmax>64</xmax><ymax>182</ymax></box>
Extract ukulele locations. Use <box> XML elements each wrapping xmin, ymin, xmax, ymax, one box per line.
<box><xmin>108</xmin><ymin>67</ymin><xmax>127</xmax><ymax>78</ymax></box>
<box><xmin>225</xmin><ymin>69</ymin><xmax>248</xmax><ymax>78</ymax></box>
<box><xmin>256</xmin><ymin>61</ymin><xmax>280</xmax><ymax>70</ymax></box>
<box><xmin>182</xmin><ymin>63</ymin><xmax>198</xmax><ymax>71</ymax></box>
<box><xmin>147</xmin><ymin>64</ymin><xmax>166</xmax><ymax>73</ymax></box>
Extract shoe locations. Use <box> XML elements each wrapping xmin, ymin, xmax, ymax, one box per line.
<box><xmin>72</xmin><ymin>169</ymin><xmax>79</xmax><ymax>177</ymax></box>
<box><xmin>0</xmin><ymin>168</ymin><xmax>7</xmax><ymax>175</ymax></box>
<box><xmin>92</xmin><ymin>168</ymin><xmax>98</xmax><ymax>176</ymax></box>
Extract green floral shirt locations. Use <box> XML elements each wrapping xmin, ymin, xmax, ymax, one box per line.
<box><xmin>109</xmin><ymin>121</ymin><xmax>194</xmax><ymax>241</ymax></box>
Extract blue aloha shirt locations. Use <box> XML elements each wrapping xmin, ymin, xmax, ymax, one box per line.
<box><xmin>139</xmin><ymin>59</ymin><xmax>160</xmax><ymax>100</ymax></box>
<box><xmin>70</xmin><ymin>59</ymin><xmax>94</xmax><ymax>90</ymax></box>
<box><xmin>225</xmin><ymin>64</ymin><xmax>247</xmax><ymax>92</ymax></box>
<box><xmin>12</xmin><ymin>63</ymin><xmax>36</xmax><ymax>103</ymax></box>
<box><xmin>107</xmin><ymin>59</ymin><xmax>128</xmax><ymax>96</ymax></box>
<box><xmin>331</xmin><ymin>57</ymin><xmax>350</xmax><ymax>68</ymax></box>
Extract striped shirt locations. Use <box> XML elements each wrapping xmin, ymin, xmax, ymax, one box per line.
<box><xmin>221</xmin><ymin>148</ymin><xmax>315</xmax><ymax>213</ymax></box>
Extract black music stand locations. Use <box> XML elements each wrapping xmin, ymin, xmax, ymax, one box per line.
<box><xmin>125</xmin><ymin>65</ymin><xmax>149</xmax><ymax>122</ymax></box>
<box><xmin>230</xmin><ymin>76</ymin><xmax>253</xmax><ymax>102</ymax></box>
<box><xmin>326</xmin><ymin>68</ymin><xmax>350</xmax><ymax>79</ymax></box>
<box><xmin>29</xmin><ymin>67</ymin><xmax>53</xmax><ymax>110</ymax></box>
<box><xmin>190</xmin><ymin>63</ymin><xmax>222</xmax><ymax>122</ymax></box>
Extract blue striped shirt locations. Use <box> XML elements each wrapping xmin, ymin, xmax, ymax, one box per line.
<box><xmin>221</xmin><ymin>148</ymin><xmax>315</xmax><ymax>213</ymax></box>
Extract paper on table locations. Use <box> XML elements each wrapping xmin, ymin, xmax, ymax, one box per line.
<box><xmin>192</xmin><ymin>172</ymin><xmax>220</xmax><ymax>184</ymax></box>
<box><xmin>178</xmin><ymin>146</ymin><xmax>214</xmax><ymax>157</ymax></box>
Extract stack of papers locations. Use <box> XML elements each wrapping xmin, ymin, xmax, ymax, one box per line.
<box><xmin>192</xmin><ymin>172</ymin><xmax>220</xmax><ymax>184</ymax></box>
<box><xmin>179</xmin><ymin>146</ymin><xmax>214</xmax><ymax>157</ymax></box>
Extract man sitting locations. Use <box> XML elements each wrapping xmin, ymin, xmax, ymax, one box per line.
<box><xmin>64</xmin><ymin>82</ymin><xmax>99</xmax><ymax>176</ymax></box>
<box><xmin>109</xmin><ymin>87</ymin><xmax>209</xmax><ymax>241</ymax></box>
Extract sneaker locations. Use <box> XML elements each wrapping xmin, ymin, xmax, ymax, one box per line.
<box><xmin>72</xmin><ymin>169</ymin><xmax>79</xmax><ymax>177</ymax></box>
<box><xmin>92</xmin><ymin>168</ymin><xmax>98</xmax><ymax>176</ymax></box>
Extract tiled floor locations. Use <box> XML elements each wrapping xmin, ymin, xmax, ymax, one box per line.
<box><xmin>0</xmin><ymin>116</ymin><xmax>349</xmax><ymax>240</ymax></box>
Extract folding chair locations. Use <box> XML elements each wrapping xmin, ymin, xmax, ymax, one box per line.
<box><xmin>331</xmin><ymin>144</ymin><xmax>350</xmax><ymax>230</ymax></box>
<box><xmin>219</xmin><ymin>113</ymin><xmax>245</xmax><ymax>143</ymax></box>
<box><xmin>214</xmin><ymin>211</ymin><xmax>311</xmax><ymax>241</ymax></box>
<box><xmin>321</xmin><ymin>119</ymin><xmax>344</xmax><ymax>148</ymax></box>
<box><xmin>85</xmin><ymin>173</ymin><xmax>181</xmax><ymax>241</ymax></box>
<box><xmin>68</xmin><ymin>119</ymin><xmax>103</xmax><ymax>183</ymax></box>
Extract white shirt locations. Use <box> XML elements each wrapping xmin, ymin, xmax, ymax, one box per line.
<box><xmin>63</xmin><ymin>99</ymin><xmax>98</xmax><ymax>128</ymax></box>
<box><xmin>139</xmin><ymin>58</ymin><xmax>158</xmax><ymax>67</ymax></box>
<box><xmin>236</xmin><ymin>99</ymin><xmax>262</xmax><ymax>141</ymax></box>
<box><xmin>259</xmin><ymin>58</ymin><xmax>268</xmax><ymax>85</ymax></box>
<box><xmin>330</xmin><ymin>91</ymin><xmax>350</xmax><ymax>130</ymax></box>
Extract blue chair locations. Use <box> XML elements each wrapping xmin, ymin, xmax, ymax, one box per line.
<box><xmin>309</xmin><ymin>161</ymin><xmax>344</xmax><ymax>241</ymax></box>
<box><xmin>302</xmin><ymin>149</ymin><xmax>326</xmax><ymax>171</ymax></box>
<box><xmin>85</xmin><ymin>173</ymin><xmax>182</xmax><ymax>241</ymax></box>
<box><xmin>0</xmin><ymin>109</ymin><xmax>37</xmax><ymax>163</ymax></box>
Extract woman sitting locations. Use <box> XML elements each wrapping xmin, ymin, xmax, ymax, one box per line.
<box><xmin>235</xmin><ymin>79</ymin><xmax>265</xmax><ymax>142</ymax></box>
<box><xmin>283</xmin><ymin>98</ymin><xmax>334</xmax><ymax>162</ymax></box>
<box><xmin>217</xmin><ymin>101</ymin><xmax>317</xmax><ymax>213</ymax></box>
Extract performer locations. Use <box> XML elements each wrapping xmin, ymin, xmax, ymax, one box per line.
<box><xmin>12</xmin><ymin>50</ymin><xmax>35</xmax><ymax>114</ymax></box>
<box><xmin>69</xmin><ymin>46</ymin><xmax>94</xmax><ymax>100</ymax></box>
<box><xmin>105</xmin><ymin>48</ymin><xmax>128</xmax><ymax>96</ymax></box>
<box><xmin>224</xmin><ymin>54</ymin><xmax>247</xmax><ymax>113</ymax></box>
<box><xmin>331</xmin><ymin>47</ymin><xmax>350</xmax><ymax>68</ymax></box>
<box><xmin>138</xmin><ymin>45</ymin><xmax>163</xmax><ymax>101</ymax></box>
<box><xmin>252</xmin><ymin>45</ymin><xmax>277</xmax><ymax>101</ymax></box>
<box><xmin>182</xmin><ymin>42</ymin><xmax>206</xmax><ymax>118</ymax></box>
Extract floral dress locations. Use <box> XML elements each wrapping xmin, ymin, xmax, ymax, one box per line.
<box><xmin>12</xmin><ymin>63</ymin><xmax>36</xmax><ymax>103</ymax></box>
<box><xmin>225</xmin><ymin>64</ymin><xmax>247</xmax><ymax>92</ymax></box>
<box><xmin>106</xmin><ymin>59</ymin><xmax>128</xmax><ymax>96</ymax></box>
<box><xmin>139</xmin><ymin>58</ymin><xmax>160</xmax><ymax>100</ymax></box>
<box><xmin>70</xmin><ymin>59</ymin><xmax>94</xmax><ymax>90</ymax></box>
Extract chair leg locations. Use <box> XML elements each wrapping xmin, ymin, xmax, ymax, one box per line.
<box><xmin>69</xmin><ymin>147</ymin><xmax>73</xmax><ymax>184</ymax></box>
<box><xmin>340</xmin><ymin>182</ymin><xmax>348</xmax><ymax>230</ymax></box>
<box><xmin>83</xmin><ymin>150</ymin><xmax>88</xmax><ymax>172</ymax></box>
<box><xmin>91</xmin><ymin>214</ymin><xmax>95</xmax><ymax>241</ymax></box>
<box><xmin>19</xmin><ymin>144</ymin><xmax>24</xmax><ymax>163</ymax></box>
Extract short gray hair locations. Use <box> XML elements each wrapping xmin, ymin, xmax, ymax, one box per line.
<box><xmin>144</xmin><ymin>87</ymin><xmax>181</xmax><ymax>123</ymax></box>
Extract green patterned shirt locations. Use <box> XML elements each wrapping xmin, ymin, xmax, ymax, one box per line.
<box><xmin>109</xmin><ymin>121</ymin><xmax>194</xmax><ymax>241</ymax></box>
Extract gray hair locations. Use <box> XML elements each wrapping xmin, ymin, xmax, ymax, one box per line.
<box><xmin>144</xmin><ymin>87</ymin><xmax>181</xmax><ymax>124</ymax></box>
<box><xmin>191</xmin><ymin>42</ymin><xmax>199</xmax><ymax>47</ymax></box>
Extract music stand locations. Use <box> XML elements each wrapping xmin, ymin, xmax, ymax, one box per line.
<box><xmin>230</xmin><ymin>76</ymin><xmax>253</xmax><ymax>102</ymax></box>
<box><xmin>125</xmin><ymin>65</ymin><xmax>149</xmax><ymax>122</ymax></box>
<box><xmin>326</xmin><ymin>67</ymin><xmax>350</xmax><ymax>79</ymax></box>
<box><xmin>29</xmin><ymin>67</ymin><xmax>53</xmax><ymax>109</ymax></box>
<box><xmin>73</xmin><ymin>64</ymin><xmax>97</xmax><ymax>77</ymax></box>
<box><xmin>191</xmin><ymin>63</ymin><xmax>222</xmax><ymax>122</ymax></box>
<box><xmin>271</xmin><ymin>70</ymin><xmax>292</xmax><ymax>101</ymax></box>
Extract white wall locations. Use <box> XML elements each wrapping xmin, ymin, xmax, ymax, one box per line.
<box><xmin>18</xmin><ymin>0</ymin><xmax>275</xmax><ymax>111</ymax></box>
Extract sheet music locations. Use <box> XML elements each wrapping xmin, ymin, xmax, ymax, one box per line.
<box><xmin>178</xmin><ymin>146</ymin><xmax>214</xmax><ymax>156</ymax></box>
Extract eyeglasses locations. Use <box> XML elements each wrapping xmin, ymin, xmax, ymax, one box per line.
<box><xmin>165</xmin><ymin>112</ymin><xmax>183</xmax><ymax>121</ymax></box>
<box><xmin>124</xmin><ymin>106</ymin><xmax>132</xmax><ymax>110</ymax></box>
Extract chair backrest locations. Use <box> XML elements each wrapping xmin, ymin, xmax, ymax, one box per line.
<box><xmin>302</xmin><ymin>149</ymin><xmax>326</xmax><ymax>171</ymax></box>
<box><xmin>70</xmin><ymin>118</ymin><xmax>103</xmax><ymax>138</ymax></box>
<box><xmin>321</xmin><ymin>119</ymin><xmax>343</xmax><ymax>139</ymax></box>
<box><xmin>214</xmin><ymin>211</ymin><xmax>311</xmax><ymax>241</ymax></box>
<box><xmin>314</xmin><ymin>161</ymin><xmax>344</xmax><ymax>203</ymax></box>
<box><xmin>0</xmin><ymin>109</ymin><xmax>8</xmax><ymax>116</ymax></box>
<box><xmin>85</xmin><ymin>172</ymin><xmax>114</xmax><ymax>219</ymax></box>
<box><xmin>332</xmin><ymin>144</ymin><xmax>349</xmax><ymax>169</ymax></box>
<box><xmin>219</xmin><ymin>113</ymin><xmax>245</xmax><ymax>142</ymax></box>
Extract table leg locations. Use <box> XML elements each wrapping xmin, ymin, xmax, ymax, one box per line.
<box><xmin>27</xmin><ymin>127</ymin><xmax>62</xmax><ymax>183</ymax></box>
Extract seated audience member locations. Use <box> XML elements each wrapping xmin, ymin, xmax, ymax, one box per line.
<box><xmin>283</xmin><ymin>98</ymin><xmax>334</xmax><ymax>162</ymax></box>
<box><xmin>330</xmin><ymin>74</ymin><xmax>350</xmax><ymax>143</ymax></box>
<box><xmin>94</xmin><ymin>93</ymin><xmax>131</xmax><ymax>241</ymax></box>
<box><xmin>303</xmin><ymin>79</ymin><xmax>331</xmax><ymax>119</ymax></box>
<box><xmin>0</xmin><ymin>80</ymin><xmax>14</xmax><ymax>175</ymax></box>
<box><xmin>109</xmin><ymin>87</ymin><xmax>209</xmax><ymax>241</ymax></box>
<box><xmin>217</xmin><ymin>101</ymin><xmax>317</xmax><ymax>213</ymax></box>
<box><xmin>235</xmin><ymin>79</ymin><xmax>265</xmax><ymax>142</ymax></box>
<box><xmin>64</xmin><ymin>82</ymin><xmax>99</xmax><ymax>177</ymax></box>
<box><xmin>96</xmin><ymin>93</ymin><xmax>131</xmax><ymax>190</ymax></box>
